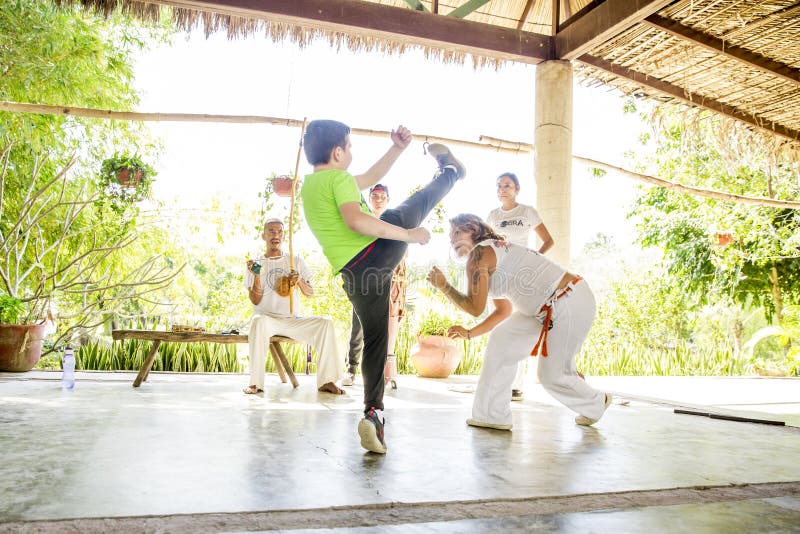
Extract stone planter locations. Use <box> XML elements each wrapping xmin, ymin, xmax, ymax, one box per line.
<box><xmin>0</xmin><ymin>322</ymin><xmax>47</xmax><ymax>372</ymax></box>
<box><xmin>411</xmin><ymin>335</ymin><xmax>462</xmax><ymax>378</ymax></box>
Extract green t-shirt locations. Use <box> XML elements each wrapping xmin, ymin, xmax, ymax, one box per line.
<box><xmin>301</xmin><ymin>169</ymin><xmax>376</xmax><ymax>273</ymax></box>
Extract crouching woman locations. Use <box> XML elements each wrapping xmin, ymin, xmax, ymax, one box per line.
<box><xmin>427</xmin><ymin>214</ymin><xmax>610</xmax><ymax>430</ymax></box>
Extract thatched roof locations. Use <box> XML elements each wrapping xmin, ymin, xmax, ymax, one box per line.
<box><xmin>60</xmin><ymin>0</ymin><xmax>800</xmax><ymax>149</ymax></box>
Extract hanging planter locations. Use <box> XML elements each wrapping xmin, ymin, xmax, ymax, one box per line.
<box><xmin>270</xmin><ymin>174</ymin><xmax>296</xmax><ymax>197</ymax></box>
<box><xmin>115</xmin><ymin>167</ymin><xmax>144</xmax><ymax>188</ymax></box>
<box><xmin>714</xmin><ymin>232</ymin><xmax>734</xmax><ymax>247</ymax></box>
<box><xmin>99</xmin><ymin>153</ymin><xmax>156</xmax><ymax>202</ymax></box>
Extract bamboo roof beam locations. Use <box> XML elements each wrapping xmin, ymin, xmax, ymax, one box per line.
<box><xmin>578</xmin><ymin>55</ymin><xmax>800</xmax><ymax>143</ymax></box>
<box><xmin>575</xmin><ymin>156</ymin><xmax>800</xmax><ymax>210</ymax></box>
<box><xmin>643</xmin><ymin>15</ymin><xmax>800</xmax><ymax>88</ymax></box>
<box><xmin>0</xmin><ymin>100</ymin><xmax>532</xmax><ymax>154</ymax></box>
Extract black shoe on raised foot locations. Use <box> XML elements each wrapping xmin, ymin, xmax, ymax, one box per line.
<box><xmin>425</xmin><ymin>142</ymin><xmax>466</xmax><ymax>180</ymax></box>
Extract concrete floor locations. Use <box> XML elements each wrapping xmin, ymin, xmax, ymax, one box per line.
<box><xmin>1</xmin><ymin>370</ymin><xmax>798</xmax><ymax>532</ymax></box>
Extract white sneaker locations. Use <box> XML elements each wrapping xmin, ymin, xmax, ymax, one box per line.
<box><xmin>466</xmin><ymin>418</ymin><xmax>512</xmax><ymax>431</ymax></box>
<box><xmin>358</xmin><ymin>408</ymin><xmax>387</xmax><ymax>454</ymax></box>
<box><xmin>341</xmin><ymin>371</ymin><xmax>355</xmax><ymax>386</ymax></box>
<box><xmin>575</xmin><ymin>393</ymin><xmax>612</xmax><ymax>426</ymax></box>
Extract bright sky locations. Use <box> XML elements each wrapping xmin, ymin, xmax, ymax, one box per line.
<box><xmin>134</xmin><ymin>31</ymin><xmax>645</xmax><ymax>267</ymax></box>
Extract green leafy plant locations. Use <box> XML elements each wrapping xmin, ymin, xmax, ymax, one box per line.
<box><xmin>743</xmin><ymin>304</ymin><xmax>800</xmax><ymax>376</ymax></box>
<box><xmin>257</xmin><ymin>172</ymin><xmax>304</xmax><ymax>236</ymax></box>
<box><xmin>416</xmin><ymin>310</ymin><xmax>452</xmax><ymax>337</ymax></box>
<box><xmin>0</xmin><ymin>293</ymin><xmax>25</xmax><ymax>324</ymax></box>
<box><xmin>99</xmin><ymin>153</ymin><xmax>157</xmax><ymax>202</ymax></box>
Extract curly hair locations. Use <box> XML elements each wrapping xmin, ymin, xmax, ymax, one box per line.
<box><xmin>449</xmin><ymin>213</ymin><xmax>505</xmax><ymax>243</ymax></box>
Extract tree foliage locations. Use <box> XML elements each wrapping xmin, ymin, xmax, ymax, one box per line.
<box><xmin>0</xmin><ymin>1</ymin><xmax>175</xmax><ymax>348</ymax></box>
<box><xmin>629</xmin><ymin>106</ymin><xmax>800</xmax><ymax>321</ymax></box>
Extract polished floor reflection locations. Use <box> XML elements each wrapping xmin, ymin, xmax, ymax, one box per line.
<box><xmin>1</xmin><ymin>371</ymin><xmax>798</xmax><ymax>532</ymax></box>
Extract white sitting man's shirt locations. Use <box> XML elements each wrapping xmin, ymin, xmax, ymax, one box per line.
<box><xmin>244</xmin><ymin>253</ymin><xmax>311</xmax><ymax>316</ymax></box>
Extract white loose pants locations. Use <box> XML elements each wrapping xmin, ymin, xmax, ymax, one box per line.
<box><xmin>472</xmin><ymin>282</ymin><xmax>605</xmax><ymax>426</ymax></box>
<box><xmin>248</xmin><ymin>314</ymin><xmax>342</xmax><ymax>389</ymax></box>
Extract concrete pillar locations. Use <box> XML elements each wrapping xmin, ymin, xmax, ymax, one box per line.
<box><xmin>534</xmin><ymin>60</ymin><xmax>572</xmax><ymax>267</ymax></box>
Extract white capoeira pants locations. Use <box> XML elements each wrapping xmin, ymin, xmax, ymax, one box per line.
<box><xmin>248</xmin><ymin>314</ymin><xmax>342</xmax><ymax>389</ymax></box>
<box><xmin>472</xmin><ymin>281</ymin><xmax>605</xmax><ymax>426</ymax></box>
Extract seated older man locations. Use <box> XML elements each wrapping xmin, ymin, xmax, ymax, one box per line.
<box><xmin>243</xmin><ymin>218</ymin><xmax>343</xmax><ymax>395</ymax></box>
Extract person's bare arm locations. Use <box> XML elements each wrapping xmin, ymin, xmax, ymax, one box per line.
<box><xmin>246</xmin><ymin>261</ymin><xmax>263</xmax><ymax>305</ymax></box>
<box><xmin>353</xmin><ymin>126</ymin><xmax>412</xmax><ymax>190</ymax></box>
<box><xmin>428</xmin><ymin>247</ymin><xmax>494</xmax><ymax>317</ymax></box>
<box><xmin>447</xmin><ymin>298</ymin><xmax>512</xmax><ymax>340</ymax></box>
<box><xmin>288</xmin><ymin>272</ymin><xmax>314</xmax><ymax>298</ymax></box>
<box><xmin>534</xmin><ymin>222</ymin><xmax>554</xmax><ymax>254</ymax></box>
<box><xmin>339</xmin><ymin>202</ymin><xmax>430</xmax><ymax>244</ymax></box>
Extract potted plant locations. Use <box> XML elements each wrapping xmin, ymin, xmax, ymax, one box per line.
<box><xmin>410</xmin><ymin>311</ymin><xmax>462</xmax><ymax>378</ymax></box>
<box><xmin>270</xmin><ymin>174</ymin><xmax>297</xmax><ymax>197</ymax></box>
<box><xmin>0</xmin><ymin>292</ymin><xmax>46</xmax><ymax>372</ymax></box>
<box><xmin>99</xmin><ymin>152</ymin><xmax>156</xmax><ymax>201</ymax></box>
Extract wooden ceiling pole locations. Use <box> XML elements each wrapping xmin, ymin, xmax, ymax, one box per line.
<box><xmin>554</xmin><ymin>0</ymin><xmax>675</xmax><ymax>59</ymax></box>
<box><xmin>643</xmin><ymin>15</ymin><xmax>800</xmax><ymax>88</ymax></box>
<box><xmin>160</xmin><ymin>0</ymin><xmax>552</xmax><ymax>64</ymax></box>
<box><xmin>516</xmin><ymin>0</ymin><xmax>535</xmax><ymax>31</ymax></box>
<box><xmin>551</xmin><ymin>0</ymin><xmax>559</xmax><ymax>37</ymax></box>
<box><xmin>578</xmin><ymin>55</ymin><xmax>800</xmax><ymax>143</ymax></box>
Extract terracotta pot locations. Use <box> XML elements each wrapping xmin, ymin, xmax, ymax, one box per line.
<box><xmin>116</xmin><ymin>168</ymin><xmax>143</xmax><ymax>187</ymax></box>
<box><xmin>0</xmin><ymin>322</ymin><xmax>47</xmax><ymax>372</ymax></box>
<box><xmin>714</xmin><ymin>232</ymin><xmax>734</xmax><ymax>247</ymax></box>
<box><xmin>271</xmin><ymin>176</ymin><xmax>295</xmax><ymax>197</ymax></box>
<box><xmin>411</xmin><ymin>335</ymin><xmax>462</xmax><ymax>378</ymax></box>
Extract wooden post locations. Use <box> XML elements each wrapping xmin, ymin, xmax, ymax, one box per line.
<box><xmin>269</xmin><ymin>342</ymin><xmax>288</xmax><ymax>384</ymax></box>
<box><xmin>287</xmin><ymin>118</ymin><xmax>307</xmax><ymax>315</ymax></box>
<box><xmin>271</xmin><ymin>342</ymin><xmax>299</xmax><ymax>388</ymax></box>
<box><xmin>133</xmin><ymin>340</ymin><xmax>161</xmax><ymax>388</ymax></box>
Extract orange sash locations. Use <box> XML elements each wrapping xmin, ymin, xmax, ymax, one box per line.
<box><xmin>530</xmin><ymin>276</ymin><xmax>583</xmax><ymax>357</ymax></box>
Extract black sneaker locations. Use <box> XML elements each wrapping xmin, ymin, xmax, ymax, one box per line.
<box><xmin>358</xmin><ymin>407</ymin><xmax>387</xmax><ymax>454</ymax></box>
<box><xmin>511</xmin><ymin>389</ymin><xmax>524</xmax><ymax>401</ymax></box>
<box><xmin>425</xmin><ymin>142</ymin><xmax>466</xmax><ymax>180</ymax></box>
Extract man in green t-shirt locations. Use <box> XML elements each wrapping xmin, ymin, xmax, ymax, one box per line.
<box><xmin>301</xmin><ymin>119</ymin><xmax>465</xmax><ymax>454</ymax></box>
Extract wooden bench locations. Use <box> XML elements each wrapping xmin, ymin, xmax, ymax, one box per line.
<box><xmin>111</xmin><ymin>329</ymin><xmax>299</xmax><ymax>388</ymax></box>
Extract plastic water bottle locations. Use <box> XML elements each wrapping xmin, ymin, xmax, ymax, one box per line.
<box><xmin>61</xmin><ymin>347</ymin><xmax>75</xmax><ymax>390</ymax></box>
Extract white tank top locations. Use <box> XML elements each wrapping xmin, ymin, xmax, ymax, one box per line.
<box><xmin>477</xmin><ymin>239</ymin><xmax>566</xmax><ymax>316</ymax></box>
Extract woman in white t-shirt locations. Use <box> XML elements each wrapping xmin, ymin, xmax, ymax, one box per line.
<box><xmin>486</xmin><ymin>173</ymin><xmax>554</xmax><ymax>401</ymax></box>
<box><xmin>486</xmin><ymin>172</ymin><xmax>553</xmax><ymax>253</ymax></box>
<box><xmin>427</xmin><ymin>214</ymin><xmax>610</xmax><ymax>430</ymax></box>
